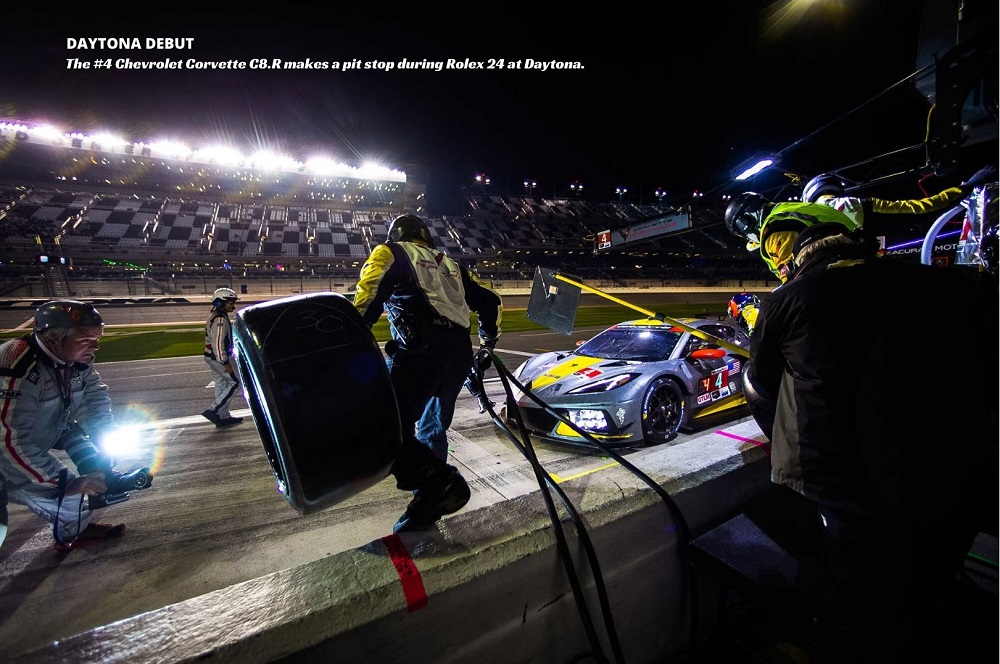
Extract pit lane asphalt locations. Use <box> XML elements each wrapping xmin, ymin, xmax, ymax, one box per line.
<box><xmin>0</xmin><ymin>293</ymin><xmax>751</xmax><ymax>658</ymax></box>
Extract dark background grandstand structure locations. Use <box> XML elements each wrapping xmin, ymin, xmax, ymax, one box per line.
<box><xmin>2</xmin><ymin>1</ymin><xmax>943</xmax><ymax>212</ymax></box>
<box><xmin>0</xmin><ymin>130</ymin><xmax>766</xmax><ymax>299</ymax></box>
<box><xmin>0</xmin><ymin>0</ymin><xmax>996</xmax><ymax>299</ymax></box>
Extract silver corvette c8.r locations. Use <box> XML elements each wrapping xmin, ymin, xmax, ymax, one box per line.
<box><xmin>500</xmin><ymin>317</ymin><xmax>751</xmax><ymax>448</ymax></box>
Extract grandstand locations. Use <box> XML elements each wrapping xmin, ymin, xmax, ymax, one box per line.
<box><xmin>0</xmin><ymin>121</ymin><xmax>774</xmax><ymax>300</ymax></box>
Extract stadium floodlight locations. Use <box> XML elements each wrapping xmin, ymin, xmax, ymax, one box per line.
<box><xmin>0</xmin><ymin>121</ymin><xmax>30</xmax><ymax>133</ymax></box>
<box><xmin>305</xmin><ymin>156</ymin><xmax>349</xmax><ymax>176</ymax></box>
<box><xmin>30</xmin><ymin>124</ymin><xmax>62</xmax><ymax>141</ymax></box>
<box><xmin>194</xmin><ymin>145</ymin><xmax>245</xmax><ymax>167</ymax></box>
<box><xmin>147</xmin><ymin>139</ymin><xmax>193</xmax><ymax>161</ymax></box>
<box><xmin>0</xmin><ymin>116</ymin><xmax>412</xmax><ymax>182</ymax></box>
<box><xmin>359</xmin><ymin>161</ymin><xmax>404</xmax><ymax>181</ymax></box>
<box><xmin>90</xmin><ymin>133</ymin><xmax>129</xmax><ymax>152</ymax></box>
<box><xmin>248</xmin><ymin>151</ymin><xmax>300</xmax><ymax>172</ymax></box>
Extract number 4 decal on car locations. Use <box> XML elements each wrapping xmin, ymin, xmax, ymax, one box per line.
<box><xmin>712</xmin><ymin>366</ymin><xmax>729</xmax><ymax>388</ymax></box>
<box><xmin>699</xmin><ymin>367</ymin><xmax>730</xmax><ymax>396</ymax></box>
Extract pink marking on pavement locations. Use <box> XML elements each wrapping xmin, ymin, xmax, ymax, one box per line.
<box><xmin>716</xmin><ymin>429</ymin><xmax>770</xmax><ymax>455</ymax></box>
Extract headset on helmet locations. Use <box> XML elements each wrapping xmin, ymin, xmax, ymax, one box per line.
<box><xmin>386</xmin><ymin>214</ymin><xmax>432</xmax><ymax>245</ymax></box>
<box><xmin>791</xmin><ymin>222</ymin><xmax>853</xmax><ymax>258</ymax></box>
<box><xmin>212</xmin><ymin>287</ymin><xmax>238</xmax><ymax>308</ymax></box>
<box><xmin>801</xmin><ymin>173</ymin><xmax>846</xmax><ymax>203</ymax></box>
<box><xmin>782</xmin><ymin>222</ymin><xmax>862</xmax><ymax>280</ymax></box>
<box><xmin>724</xmin><ymin>192</ymin><xmax>769</xmax><ymax>245</ymax></box>
<box><xmin>34</xmin><ymin>300</ymin><xmax>104</xmax><ymax>333</ymax></box>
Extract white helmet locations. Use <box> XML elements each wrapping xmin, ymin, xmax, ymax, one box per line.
<box><xmin>213</xmin><ymin>288</ymin><xmax>238</xmax><ymax>308</ymax></box>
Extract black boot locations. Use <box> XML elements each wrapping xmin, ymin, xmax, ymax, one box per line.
<box><xmin>393</xmin><ymin>464</ymin><xmax>471</xmax><ymax>533</ymax></box>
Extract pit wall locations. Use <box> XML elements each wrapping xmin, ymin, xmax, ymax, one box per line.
<box><xmin>13</xmin><ymin>423</ymin><xmax>772</xmax><ymax>664</ymax></box>
<box><xmin>0</xmin><ymin>277</ymin><xmax>777</xmax><ymax>302</ymax></box>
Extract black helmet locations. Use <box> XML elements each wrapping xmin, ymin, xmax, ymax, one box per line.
<box><xmin>386</xmin><ymin>214</ymin><xmax>432</xmax><ymax>245</ymax></box>
<box><xmin>724</xmin><ymin>192</ymin><xmax>769</xmax><ymax>244</ymax></box>
<box><xmin>34</xmin><ymin>300</ymin><xmax>104</xmax><ymax>333</ymax></box>
<box><xmin>802</xmin><ymin>173</ymin><xmax>846</xmax><ymax>203</ymax></box>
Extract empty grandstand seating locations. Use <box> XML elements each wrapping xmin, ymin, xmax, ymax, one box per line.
<box><xmin>1</xmin><ymin>181</ymin><xmax>772</xmax><ymax>299</ymax></box>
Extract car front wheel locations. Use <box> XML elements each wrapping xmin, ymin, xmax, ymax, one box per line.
<box><xmin>641</xmin><ymin>377</ymin><xmax>685</xmax><ymax>446</ymax></box>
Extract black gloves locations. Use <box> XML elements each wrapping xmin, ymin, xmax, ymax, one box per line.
<box><xmin>474</xmin><ymin>348</ymin><xmax>493</xmax><ymax>373</ymax></box>
<box><xmin>477</xmin><ymin>337</ymin><xmax>501</xmax><ymax>371</ymax></box>
<box><xmin>962</xmin><ymin>165</ymin><xmax>997</xmax><ymax>190</ymax></box>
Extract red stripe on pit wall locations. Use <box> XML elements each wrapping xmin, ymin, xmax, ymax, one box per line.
<box><xmin>381</xmin><ymin>533</ymin><xmax>428</xmax><ymax>612</ymax></box>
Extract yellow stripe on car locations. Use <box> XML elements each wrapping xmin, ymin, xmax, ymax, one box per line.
<box><xmin>531</xmin><ymin>355</ymin><xmax>603</xmax><ymax>389</ymax></box>
<box><xmin>691</xmin><ymin>394</ymin><xmax>747</xmax><ymax>419</ymax></box>
<box><xmin>553</xmin><ymin>421</ymin><xmax>633</xmax><ymax>440</ymax></box>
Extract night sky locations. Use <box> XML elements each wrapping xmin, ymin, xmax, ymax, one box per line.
<box><xmin>0</xmin><ymin>1</ymin><xmax>991</xmax><ymax>214</ymax></box>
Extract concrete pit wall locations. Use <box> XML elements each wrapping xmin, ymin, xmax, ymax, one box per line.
<box><xmin>13</xmin><ymin>425</ymin><xmax>772</xmax><ymax>664</ymax></box>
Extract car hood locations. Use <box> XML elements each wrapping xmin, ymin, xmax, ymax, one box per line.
<box><xmin>519</xmin><ymin>352</ymin><xmax>652</xmax><ymax>394</ymax></box>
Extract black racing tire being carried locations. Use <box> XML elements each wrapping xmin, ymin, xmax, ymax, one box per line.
<box><xmin>232</xmin><ymin>292</ymin><xmax>401</xmax><ymax>516</ymax></box>
<box><xmin>641</xmin><ymin>377</ymin><xmax>685</xmax><ymax>446</ymax></box>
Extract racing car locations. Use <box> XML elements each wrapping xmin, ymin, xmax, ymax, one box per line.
<box><xmin>500</xmin><ymin>317</ymin><xmax>751</xmax><ymax>448</ymax></box>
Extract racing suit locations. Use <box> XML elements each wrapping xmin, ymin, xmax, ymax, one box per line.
<box><xmin>354</xmin><ymin>239</ymin><xmax>502</xmax><ymax>477</ymax></box>
<box><xmin>813</xmin><ymin>186</ymin><xmax>966</xmax><ymax>226</ymax></box>
<box><xmin>204</xmin><ymin>306</ymin><xmax>240</xmax><ymax>421</ymax></box>
<box><xmin>0</xmin><ymin>334</ymin><xmax>114</xmax><ymax>538</ymax></box>
<box><xmin>746</xmin><ymin>245</ymin><xmax>998</xmax><ymax>662</ymax></box>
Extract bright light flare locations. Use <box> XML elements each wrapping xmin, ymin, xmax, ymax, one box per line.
<box><xmin>31</xmin><ymin>124</ymin><xmax>63</xmax><ymax>141</ymax></box>
<box><xmin>100</xmin><ymin>424</ymin><xmax>142</xmax><ymax>457</ymax></box>
<box><xmin>760</xmin><ymin>0</ymin><xmax>851</xmax><ymax>43</ymax></box>
<box><xmin>90</xmin><ymin>132</ymin><xmax>129</xmax><ymax>150</ymax></box>
<box><xmin>147</xmin><ymin>139</ymin><xmax>193</xmax><ymax>160</ymax></box>
<box><xmin>735</xmin><ymin>159</ymin><xmax>773</xmax><ymax>180</ymax></box>
<box><xmin>248</xmin><ymin>150</ymin><xmax>301</xmax><ymax>172</ymax></box>
<box><xmin>192</xmin><ymin>145</ymin><xmax>244</xmax><ymax>166</ymax></box>
<box><xmin>0</xmin><ymin>118</ymin><xmax>408</xmax><ymax>182</ymax></box>
<box><xmin>100</xmin><ymin>408</ymin><xmax>166</xmax><ymax>475</ymax></box>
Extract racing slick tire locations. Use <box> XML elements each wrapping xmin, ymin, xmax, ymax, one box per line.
<box><xmin>741</xmin><ymin>366</ymin><xmax>775</xmax><ymax>441</ymax></box>
<box><xmin>641</xmin><ymin>377</ymin><xmax>685</xmax><ymax>446</ymax></box>
<box><xmin>232</xmin><ymin>292</ymin><xmax>401</xmax><ymax>515</ymax></box>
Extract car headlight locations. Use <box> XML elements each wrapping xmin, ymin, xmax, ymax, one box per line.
<box><xmin>566</xmin><ymin>373</ymin><xmax>640</xmax><ymax>395</ymax></box>
<box><xmin>567</xmin><ymin>409</ymin><xmax>610</xmax><ymax>432</ymax></box>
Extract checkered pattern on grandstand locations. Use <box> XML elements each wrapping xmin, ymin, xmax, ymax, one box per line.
<box><xmin>0</xmin><ymin>185</ymin><xmax>745</xmax><ymax>262</ymax></box>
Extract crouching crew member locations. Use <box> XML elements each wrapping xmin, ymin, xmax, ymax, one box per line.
<box><xmin>0</xmin><ymin>300</ymin><xmax>125</xmax><ymax>552</ymax></box>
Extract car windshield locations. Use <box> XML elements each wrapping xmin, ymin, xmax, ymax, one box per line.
<box><xmin>575</xmin><ymin>326</ymin><xmax>683</xmax><ymax>361</ymax></box>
